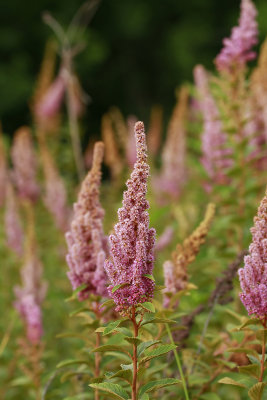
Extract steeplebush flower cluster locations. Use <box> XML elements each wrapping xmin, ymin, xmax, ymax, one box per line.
<box><xmin>104</xmin><ymin>121</ymin><xmax>156</xmax><ymax>312</ymax></box>
<box><xmin>66</xmin><ymin>142</ymin><xmax>108</xmax><ymax>300</ymax></box>
<box><xmin>11</xmin><ymin>127</ymin><xmax>39</xmax><ymax>203</ymax></box>
<box><xmin>238</xmin><ymin>188</ymin><xmax>267</xmax><ymax>319</ymax></box>
<box><xmin>5</xmin><ymin>182</ymin><xmax>23</xmax><ymax>256</ymax></box>
<box><xmin>215</xmin><ymin>0</ymin><xmax>258</xmax><ymax>72</ymax></box>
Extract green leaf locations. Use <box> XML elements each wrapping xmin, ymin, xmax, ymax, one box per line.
<box><xmin>218</xmin><ymin>377</ymin><xmax>246</xmax><ymax>388</ymax></box>
<box><xmin>56</xmin><ymin>332</ymin><xmax>89</xmax><ymax>340</ymax></box>
<box><xmin>93</xmin><ymin>345</ymin><xmax>130</xmax><ymax>357</ymax></box>
<box><xmin>69</xmin><ymin>307</ymin><xmax>91</xmax><ymax>317</ymax></box>
<box><xmin>112</xmin><ymin>283</ymin><xmax>129</xmax><ymax>293</ymax></box>
<box><xmin>238</xmin><ymin>318</ymin><xmax>262</xmax><ymax>330</ymax></box>
<box><xmin>140</xmin><ymin>395</ymin><xmax>149</xmax><ymax>400</ymax></box>
<box><xmin>139</xmin><ymin>378</ymin><xmax>180</xmax><ymax>397</ymax></box>
<box><xmin>124</xmin><ymin>336</ymin><xmax>142</xmax><ymax>345</ymax></box>
<box><xmin>121</xmin><ymin>363</ymin><xmax>133</xmax><ymax>371</ymax></box>
<box><xmin>141</xmin><ymin>317</ymin><xmax>176</xmax><ymax>326</ymax></box>
<box><xmin>10</xmin><ymin>376</ymin><xmax>32</xmax><ymax>387</ymax></box>
<box><xmin>256</xmin><ymin>329</ymin><xmax>267</xmax><ymax>343</ymax></box>
<box><xmin>227</xmin><ymin>347</ymin><xmax>259</xmax><ymax>358</ymax></box>
<box><xmin>140</xmin><ymin>344</ymin><xmax>177</xmax><ymax>364</ymax></box>
<box><xmin>100</xmin><ymin>299</ymin><xmax>115</xmax><ymax>308</ymax></box>
<box><xmin>238</xmin><ymin>364</ymin><xmax>260</xmax><ymax>379</ymax></box>
<box><xmin>106</xmin><ymin>369</ymin><xmax>132</xmax><ymax>383</ymax></box>
<box><xmin>143</xmin><ymin>274</ymin><xmax>155</xmax><ymax>282</ymax></box>
<box><xmin>65</xmin><ymin>283</ymin><xmax>88</xmax><ymax>302</ymax></box>
<box><xmin>140</xmin><ymin>302</ymin><xmax>155</xmax><ymax>313</ymax></box>
<box><xmin>56</xmin><ymin>359</ymin><xmax>90</xmax><ymax>369</ymax></box>
<box><xmin>103</xmin><ymin>320</ymin><xmax>124</xmax><ymax>336</ymax></box>
<box><xmin>137</xmin><ymin>340</ymin><xmax>161</xmax><ymax>357</ymax></box>
<box><xmin>89</xmin><ymin>382</ymin><xmax>129</xmax><ymax>399</ymax></box>
<box><xmin>248</xmin><ymin>382</ymin><xmax>266</xmax><ymax>400</ymax></box>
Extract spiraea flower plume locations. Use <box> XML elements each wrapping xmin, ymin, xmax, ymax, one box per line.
<box><xmin>215</xmin><ymin>0</ymin><xmax>258</xmax><ymax>72</ymax></box>
<box><xmin>104</xmin><ymin>121</ymin><xmax>156</xmax><ymax>312</ymax></box>
<box><xmin>14</xmin><ymin>206</ymin><xmax>47</xmax><ymax>344</ymax></box>
<box><xmin>11</xmin><ymin>127</ymin><xmax>39</xmax><ymax>203</ymax></box>
<box><xmin>194</xmin><ymin>65</ymin><xmax>232</xmax><ymax>187</ymax></box>
<box><xmin>66</xmin><ymin>142</ymin><xmax>108</xmax><ymax>300</ymax></box>
<box><xmin>164</xmin><ymin>203</ymin><xmax>215</xmax><ymax>307</ymax></box>
<box><xmin>238</xmin><ymin>188</ymin><xmax>267</xmax><ymax>319</ymax></box>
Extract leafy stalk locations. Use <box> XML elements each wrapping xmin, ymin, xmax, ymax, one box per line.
<box><xmin>130</xmin><ymin>307</ymin><xmax>139</xmax><ymax>400</ymax></box>
<box><xmin>259</xmin><ymin>316</ymin><xmax>267</xmax><ymax>383</ymax></box>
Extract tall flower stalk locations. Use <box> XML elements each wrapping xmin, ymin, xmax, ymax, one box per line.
<box><xmin>104</xmin><ymin>121</ymin><xmax>156</xmax><ymax>399</ymax></box>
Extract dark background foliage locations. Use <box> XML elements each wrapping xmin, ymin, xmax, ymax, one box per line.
<box><xmin>1</xmin><ymin>0</ymin><xmax>267</xmax><ymax>139</ymax></box>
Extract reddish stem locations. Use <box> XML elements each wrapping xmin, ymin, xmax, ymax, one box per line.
<box><xmin>259</xmin><ymin>317</ymin><xmax>267</xmax><ymax>383</ymax></box>
<box><xmin>131</xmin><ymin>307</ymin><xmax>139</xmax><ymax>400</ymax></box>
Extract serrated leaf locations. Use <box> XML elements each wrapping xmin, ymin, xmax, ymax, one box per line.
<box><xmin>139</xmin><ymin>378</ymin><xmax>180</xmax><ymax>397</ymax></box>
<box><xmin>121</xmin><ymin>363</ymin><xmax>133</xmax><ymax>371</ymax></box>
<box><xmin>124</xmin><ymin>336</ymin><xmax>142</xmax><ymax>345</ymax></box>
<box><xmin>100</xmin><ymin>299</ymin><xmax>115</xmax><ymax>309</ymax></box>
<box><xmin>56</xmin><ymin>359</ymin><xmax>90</xmax><ymax>369</ymax></box>
<box><xmin>140</xmin><ymin>344</ymin><xmax>177</xmax><ymax>364</ymax></box>
<box><xmin>65</xmin><ymin>283</ymin><xmax>88</xmax><ymax>302</ymax></box>
<box><xmin>89</xmin><ymin>382</ymin><xmax>129</xmax><ymax>399</ymax></box>
<box><xmin>107</xmin><ymin>369</ymin><xmax>132</xmax><ymax>383</ymax></box>
<box><xmin>140</xmin><ymin>302</ymin><xmax>155</xmax><ymax>313</ymax></box>
<box><xmin>248</xmin><ymin>382</ymin><xmax>266</xmax><ymax>400</ymax></box>
<box><xmin>218</xmin><ymin>377</ymin><xmax>246</xmax><ymax>388</ymax></box>
<box><xmin>112</xmin><ymin>283</ymin><xmax>129</xmax><ymax>293</ymax></box>
<box><xmin>103</xmin><ymin>320</ymin><xmax>124</xmax><ymax>335</ymax></box>
<box><xmin>247</xmin><ymin>355</ymin><xmax>261</xmax><ymax>366</ymax></box>
<box><xmin>143</xmin><ymin>274</ymin><xmax>155</xmax><ymax>281</ymax></box>
<box><xmin>137</xmin><ymin>340</ymin><xmax>161</xmax><ymax>357</ymax></box>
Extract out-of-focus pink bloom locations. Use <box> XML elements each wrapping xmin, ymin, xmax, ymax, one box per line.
<box><xmin>5</xmin><ymin>182</ymin><xmax>23</xmax><ymax>256</ymax></box>
<box><xmin>104</xmin><ymin>121</ymin><xmax>156</xmax><ymax>312</ymax></box>
<box><xmin>35</xmin><ymin>73</ymin><xmax>65</xmax><ymax>121</ymax></box>
<box><xmin>155</xmin><ymin>226</ymin><xmax>174</xmax><ymax>253</ymax></box>
<box><xmin>215</xmin><ymin>0</ymin><xmax>258</xmax><ymax>72</ymax></box>
<box><xmin>66</xmin><ymin>142</ymin><xmax>108</xmax><ymax>300</ymax></box>
<box><xmin>42</xmin><ymin>146</ymin><xmax>69</xmax><ymax>231</ymax></box>
<box><xmin>194</xmin><ymin>65</ymin><xmax>232</xmax><ymax>187</ymax></box>
<box><xmin>14</xmin><ymin>233</ymin><xmax>47</xmax><ymax>344</ymax></box>
<box><xmin>238</xmin><ymin>188</ymin><xmax>267</xmax><ymax>319</ymax></box>
<box><xmin>11</xmin><ymin>127</ymin><xmax>39</xmax><ymax>203</ymax></box>
<box><xmin>126</xmin><ymin>115</ymin><xmax>137</xmax><ymax>168</ymax></box>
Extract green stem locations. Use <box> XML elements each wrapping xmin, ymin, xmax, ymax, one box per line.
<box><xmin>131</xmin><ymin>307</ymin><xmax>139</xmax><ymax>400</ymax></box>
<box><xmin>165</xmin><ymin>323</ymin><xmax>190</xmax><ymax>400</ymax></box>
<box><xmin>259</xmin><ymin>317</ymin><xmax>267</xmax><ymax>383</ymax></box>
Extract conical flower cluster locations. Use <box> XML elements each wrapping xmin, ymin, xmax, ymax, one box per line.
<box><xmin>164</xmin><ymin>203</ymin><xmax>215</xmax><ymax>307</ymax></box>
<box><xmin>5</xmin><ymin>182</ymin><xmax>23</xmax><ymax>256</ymax></box>
<box><xmin>215</xmin><ymin>0</ymin><xmax>258</xmax><ymax>72</ymax></box>
<box><xmin>66</xmin><ymin>142</ymin><xmax>108</xmax><ymax>300</ymax></box>
<box><xmin>238</xmin><ymin>189</ymin><xmax>267</xmax><ymax>318</ymax></box>
<box><xmin>11</xmin><ymin>127</ymin><xmax>39</xmax><ymax>203</ymax></box>
<box><xmin>104</xmin><ymin>121</ymin><xmax>156</xmax><ymax>312</ymax></box>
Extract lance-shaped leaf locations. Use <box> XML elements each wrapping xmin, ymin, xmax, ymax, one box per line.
<box><xmin>139</xmin><ymin>378</ymin><xmax>180</xmax><ymax>397</ymax></box>
<box><xmin>89</xmin><ymin>382</ymin><xmax>129</xmax><ymax>400</ymax></box>
<box><xmin>140</xmin><ymin>344</ymin><xmax>177</xmax><ymax>364</ymax></box>
<box><xmin>248</xmin><ymin>382</ymin><xmax>266</xmax><ymax>400</ymax></box>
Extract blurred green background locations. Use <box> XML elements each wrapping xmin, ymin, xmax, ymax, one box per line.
<box><xmin>1</xmin><ymin>0</ymin><xmax>267</xmax><ymax>139</ymax></box>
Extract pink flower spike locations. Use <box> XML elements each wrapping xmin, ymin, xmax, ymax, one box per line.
<box><xmin>215</xmin><ymin>0</ymin><xmax>258</xmax><ymax>72</ymax></box>
<box><xmin>104</xmin><ymin>121</ymin><xmax>156</xmax><ymax>313</ymax></box>
<box><xmin>238</xmin><ymin>188</ymin><xmax>267</xmax><ymax>319</ymax></box>
<box><xmin>65</xmin><ymin>141</ymin><xmax>108</xmax><ymax>300</ymax></box>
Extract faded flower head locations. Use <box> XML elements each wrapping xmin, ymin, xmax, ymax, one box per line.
<box><xmin>11</xmin><ymin>127</ymin><xmax>39</xmax><ymax>202</ymax></box>
<box><xmin>238</xmin><ymin>188</ymin><xmax>267</xmax><ymax>319</ymax></box>
<box><xmin>104</xmin><ymin>121</ymin><xmax>156</xmax><ymax>313</ymax></box>
<box><xmin>215</xmin><ymin>0</ymin><xmax>258</xmax><ymax>72</ymax></box>
<box><xmin>164</xmin><ymin>203</ymin><xmax>215</xmax><ymax>307</ymax></box>
<box><xmin>66</xmin><ymin>141</ymin><xmax>108</xmax><ymax>300</ymax></box>
<box><xmin>154</xmin><ymin>87</ymin><xmax>188</xmax><ymax>200</ymax></box>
